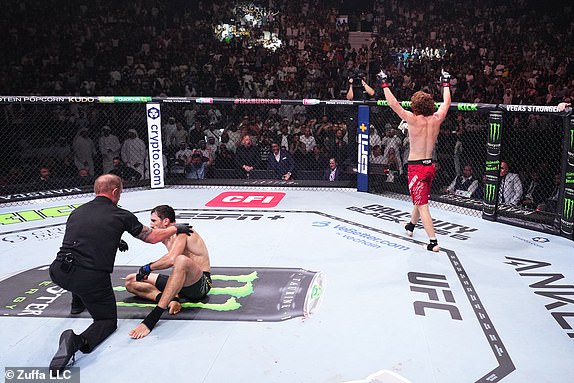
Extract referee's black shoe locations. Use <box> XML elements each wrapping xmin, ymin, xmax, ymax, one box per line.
<box><xmin>49</xmin><ymin>329</ymin><xmax>81</xmax><ymax>372</ymax></box>
<box><xmin>70</xmin><ymin>295</ymin><xmax>85</xmax><ymax>315</ymax></box>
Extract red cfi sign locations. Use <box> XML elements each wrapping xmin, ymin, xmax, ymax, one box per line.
<box><xmin>205</xmin><ymin>192</ymin><xmax>286</xmax><ymax>208</ymax></box>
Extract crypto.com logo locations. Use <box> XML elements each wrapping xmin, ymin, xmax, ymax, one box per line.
<box><xmin>147</xmin><ymin>107</ymin><xmax>160</xmax><ymax>119</ymax></box>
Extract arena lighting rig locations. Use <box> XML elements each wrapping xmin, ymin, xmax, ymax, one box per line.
<box><xmin>214</xmin><ymin>2</ymin><xmax>282</xmax><ymax>51</ymax></box>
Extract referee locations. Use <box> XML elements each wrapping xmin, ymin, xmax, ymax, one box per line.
<box><xmin>48</xmin><ymin>174</ymin><xmax>191</xmax><ymax>372</ymax></box>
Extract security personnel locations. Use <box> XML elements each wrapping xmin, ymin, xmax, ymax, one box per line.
<box><xmin>49</xmin><ymin>174</ymin><xmax>191</xmax><ymax>372</ymax></box>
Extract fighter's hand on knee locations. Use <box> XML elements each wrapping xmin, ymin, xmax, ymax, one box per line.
<box><xmin>136</xmin><ymin>264</ymin><xmax>152</xmax><ymax>281</ymax></box>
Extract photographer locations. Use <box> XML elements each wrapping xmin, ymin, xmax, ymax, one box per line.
<box><xmin>346</xmin><ymin>69</ymin><xmax>375</xmax><ymax>101</ymax></box>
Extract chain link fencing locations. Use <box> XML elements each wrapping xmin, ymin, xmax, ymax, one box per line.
<box><xmin>0</xmin><ymin>97</ymin><xmax>571</xmax><ymax>240</ymax></box>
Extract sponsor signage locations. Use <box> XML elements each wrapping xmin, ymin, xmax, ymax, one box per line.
<box><xmin>561</xmin><ymin>117</ymin><xmax>574</xmax><ymax>238</ymax></box>
<box><xmin>482</xmin><ymin>112</ymin><xmax>503</xmax><ymax>220</ymax></box>
<box><xmin>0</xmin><ymin>266</ymin><xmax>324</xmax><ymax>322</ymax></box>
<box><xmin>357</xmin><ymin>106</ymin><xmax>369</xmax><ymax>192</ymax></box>
<box><xmin>506</xmin><ymin>256</ymin><xmax>574</xmax><ymax>338</ymax></box>
<box><xmin>206</xmin><ymin>192</ymin><xmax>286</xmax><ymax>208</ymax></box>
<box><xmin>146</xmin><ymin>104</ymin><xmax>164</xmax><ymax>188</ymax></box>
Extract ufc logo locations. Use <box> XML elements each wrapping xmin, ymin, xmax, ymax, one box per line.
<box><xmin>408</xmin><ymin>272</ymin><xmax>462</xmax><ymax>320</ymax></box>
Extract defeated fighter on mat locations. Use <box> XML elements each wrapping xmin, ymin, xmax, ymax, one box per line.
<box><xmin>125</xmin><ymin>204</ymin><xmax>212</xmax><ymax>339</ymax></box>
<box><xmin>378</xmin><ymin>69</ymin><xmax>452</xmax><ymax>252</ymax></box>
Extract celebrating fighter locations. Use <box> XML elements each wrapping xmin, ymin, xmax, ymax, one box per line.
<box><xmin>378</xmin><ymin>69</ymin><xmax>452</xmax><ymax>251</ymax></box>
<box><xmin>125</xmin><ymin>205</ymin><xmax>212</xmax><ymax>339</ymax></box>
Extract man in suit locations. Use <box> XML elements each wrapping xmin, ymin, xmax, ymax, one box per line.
<box><xmin>323</xmin><ymin>157</ymin><xmax>344</xmax><ymax>181</ymax></box>
<box><xmin>498</xmin><ymin>160</ymin><xmax>523</xmax><ymax>206</ymax></box>
<box><xmin>267</xmin><ymin>142</ymin><xmax>295</xmax><ymax>180</ymax></box>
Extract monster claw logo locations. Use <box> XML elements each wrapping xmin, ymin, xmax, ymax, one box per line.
<box><xmin>489</xmin><ymin>122</ymin><xmax>501</xmax><ymax>142</ymax></box>
<box><xmin>484</xmin><ymin>184</ymin><xmax>496</xmax><ymax>203</ymax></box>
<box><xmin>564</xmin><ymin>198</ymin><xmax>574</xmax><ymax>221</ymax></box>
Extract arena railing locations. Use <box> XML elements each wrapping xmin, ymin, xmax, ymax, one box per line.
<box><xmin>0</xmin><ymin>96</ymin><xmax>571</xmax><ymax>241</ymax></box>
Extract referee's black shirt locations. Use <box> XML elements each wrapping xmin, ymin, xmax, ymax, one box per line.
<box><xmin>58</xmin><ymin>196</ymin><xmax>143</xmax><ymax>273</ymax></box>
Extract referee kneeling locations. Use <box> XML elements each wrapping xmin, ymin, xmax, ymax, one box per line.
<box><xmin>48</xmin><ymin>174</ymin><xmax>191</xmax><ymax>372</ymax></box>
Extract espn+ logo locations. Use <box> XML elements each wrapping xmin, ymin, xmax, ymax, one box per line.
<box><xmin>357</xmin><ymin>123</ymin><xmax>369</xmax><ymax>175</ymax></box>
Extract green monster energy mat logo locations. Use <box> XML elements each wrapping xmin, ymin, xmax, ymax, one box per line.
<box><xmin>564</xmin><ymin>198</ymin><xmax>574</xmax><ymax>221</ymax></box>
<box><xmin>484</xmin><ymin>184</ymin><xmax>497</xmax><ymax>203</ymax></box>
<box><xmin>0</xmin><ymin>266</ymin><xmax>324</xmax><ymax>321</ymax></box>
<box><xmin>489</xmin><ymin>122</ymin><xmax>501</xmax><ymax>142</ymax></box>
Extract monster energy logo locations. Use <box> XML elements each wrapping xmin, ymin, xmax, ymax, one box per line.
<box><xmin>485</xmin><ymin>184</ymin><xmax>496</xmax><ymax>203</ymax></box>
<box><xmin>564</xmin><ymin>198</ymin><xmax>574</xmax><ymax>221</ymax></box>
<box><xmin>489</xmin><ymin>122</ymin><xmax>501</xmax><ymax>142</ymax></box>
<box><xmin>115</xmin><ymin>272</ymin><xmax>258</xmax><ymax>312</ymax></box>
<box><xmin>570</xmin><ymin>130</ymin><xmax>574</xmax><ymax>149</ymax></box>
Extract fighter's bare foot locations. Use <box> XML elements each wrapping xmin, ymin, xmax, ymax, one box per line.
<box><xmin>129</xmin><ymin>323</ymin><xmax>151</xmax><ymax>339</ymax></box>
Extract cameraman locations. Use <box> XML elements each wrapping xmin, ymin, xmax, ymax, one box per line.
<box><xmin>346</xmin><ymin>70</ymin><xmax>375</xmax><ymax>101</ymax></box>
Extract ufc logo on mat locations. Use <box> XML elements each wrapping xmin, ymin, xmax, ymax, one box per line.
<box><xmin>206</xmin><ymin>192</ymin><xmax>286</xmax><ymax>208</ymax></box>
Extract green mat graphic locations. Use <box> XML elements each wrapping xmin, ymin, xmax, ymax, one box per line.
<box><xmin>1</xmin><ymin>266</ymin><xmax>324</xmax><ymax>322</ymax></box>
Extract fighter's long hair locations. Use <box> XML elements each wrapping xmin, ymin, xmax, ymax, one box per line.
<box><xmin>411</xmin><ymin>91</ymin><xmax>435</xmax><ymax>116</ymax></box>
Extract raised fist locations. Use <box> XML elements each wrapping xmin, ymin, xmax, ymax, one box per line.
<box><xmin>440</xmin><ymin>70</ymin><xmax>451</xmax><ymax>87</ymax></box>
<box><xmin>377</xmin><ymin>70</ymin><xmax>389</xmax><ymax>88</ymax></box>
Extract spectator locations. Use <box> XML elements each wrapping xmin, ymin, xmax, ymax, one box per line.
<box><xmin>299</xmin><ymin>126</ymin><xmax>317</xmax><ymax>153</ymax></box>
<box><xmin>75</xmin><ymin>168</ymin><xmax>94</xmax><ymax>187</ymax></box>
<box><xmin>34</xmin><ymin>165</ymin><xmax>57</xmax><ymax>189</ymax></box>
<box><xmin>444</xmin><ymin>164</ymin><xmax>479</xmax><ymax>198</ymax></box>
<box><xmin>185</xmin><ymin>153</ymin><xmax>210</xmax><ymax>180</ymax></box>
<box><xmin>521</xmin><ymin>169</ymin><xmax>550</xmax><ymax>209</ymax></box>
<box><xmin>98</xmin><ymin>126</ymin><xmax>121</xmax><ymax>173</ymax></box>
<box><xmin>173</xmin><ymin>122</ymin><xmax>189</xmax><ymax>149</ymax></box>
<box><xmin>346</xmin><ymin>70</ymin><xmax>375</xmax><ymax>101</ymax></box>
<box><xmin>121</xmin><ymin>129</ymin><xmax>147</xmax><ymax>180</ymax></box>
<box><xmin>498</xmin><ymin>161</ymin><xmax>523</xmax><ymax>206</ymax></box>
<box><xmin>323</xmin><ymin>157</ymin><xmax>345</xmax><ymax>181</ymax></box>
<box><xmin>109</xmin><ymin>157</ymin><xmax>142</xmax><ymax>182</ymax></box>
<box><xmin>370</xmin><ymin>145</ymin><xmax>385</xmax><ymax>165</ymax></box>
<box><xmin>214</xmin><ymin>144</ymin><xmax>236</xmax><ymax>170</ymax></box>
<box><xmin>235</xmin><ymin>134</ymin><xmax>260</xmax><ymax>178</ymax></box>
<box><xmin>537</xmin><ymin>174</ymin><xmax>561</xmax><ymax>213</ymax></box>
<box><xmin>162</xmin><ymin>117</ymin><xmax>178</xmax><ymax>154</ymax></box>
<box><xmin>267</xmin><ymin>142</ymin><xmax>295</xmax><ymax>180</ymax></box>
<box><xmin>307</xmin><ymin>145</ymin><xmax>329</xmax><ymax>172</ymax></box>
<box><xmin>72</xmin><ymin>128</ymin><xmax>97</xmax><ymax>176</ymax></box>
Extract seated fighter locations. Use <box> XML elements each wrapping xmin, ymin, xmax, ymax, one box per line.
<box><xmin>124</xmin><ymin>205</ymin><xmax>212</xmax><ymax>339</ymax></box>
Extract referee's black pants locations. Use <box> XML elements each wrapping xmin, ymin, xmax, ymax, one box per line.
<box><xmin>50</xmin><ymin>261</ymin><xmax>118</xmax><ymax>353</ymax></box>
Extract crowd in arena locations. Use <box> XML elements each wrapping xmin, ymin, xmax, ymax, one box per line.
<box><xmin>0</xmin><ymin>0</ymin><xmax>572</xmax><ymax>214</ymax></box>
<box><xmin>1</xmin><ymin>0</ymin><xmax>572</xmax><ymax>102</ymax></box>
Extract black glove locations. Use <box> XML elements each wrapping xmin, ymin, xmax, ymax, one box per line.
<box><xmin>136</xmin><ymin>263</ymin><xmax>152</xmax><ymax>282</ymax></box>
<box><xmin>118</xmin><ymin>239</ymin><xmax>129</xmax><ymax>252</ymax></box>
<box><xmin>440</xmin><ymin>69</ymin><xmax>451</xmax><ymax>87</ymax></box>
<box><xmin>175</xmin><ymin>223</ymin><xmax>193</xmax><ymax>236</ymax></box>
<box><xmin>376</xmin><ymin>70</ymin><xmax>389</xmax><ymax>88</ymax></box>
